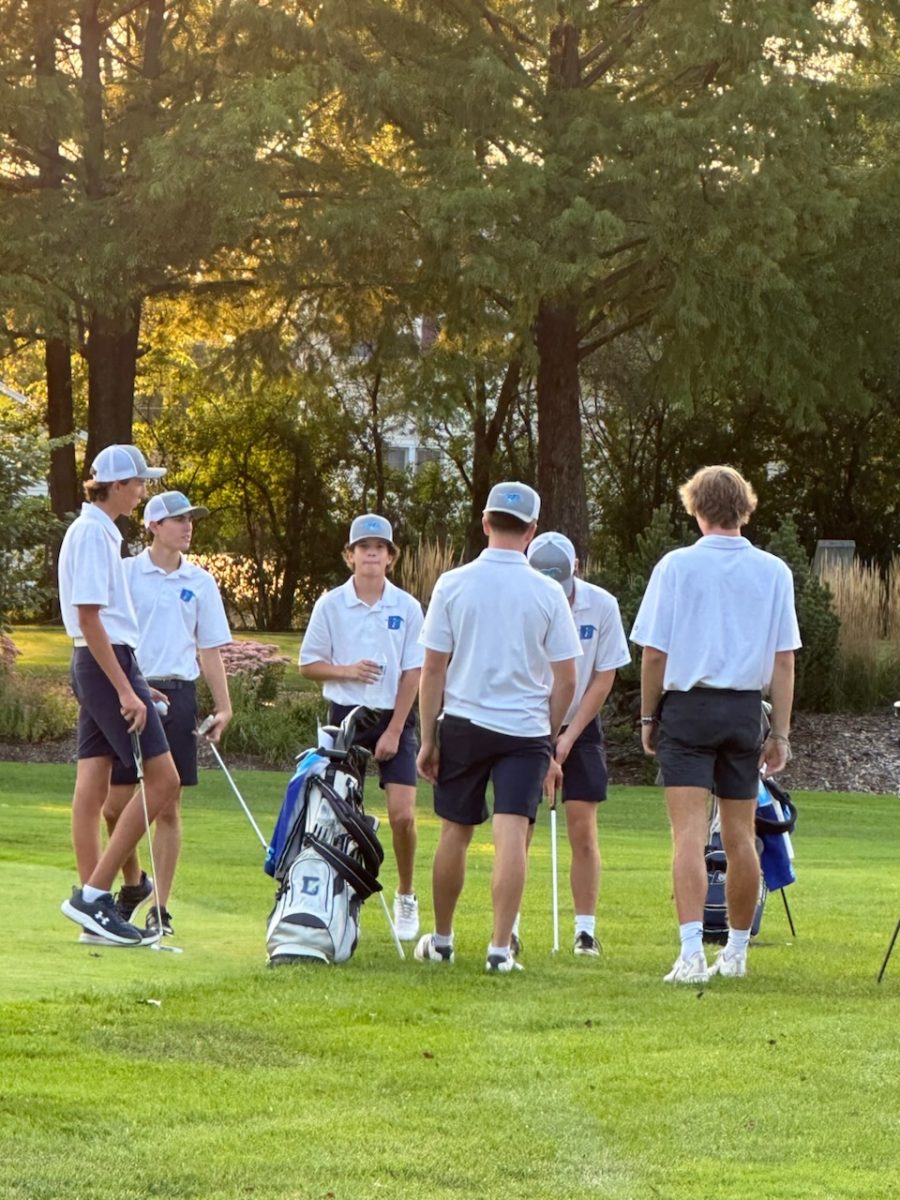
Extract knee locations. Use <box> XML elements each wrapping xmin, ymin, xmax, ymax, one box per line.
<box><xmin>389</xmin><ymin>809</ymin><xmax>416</xmax><ymax>838</ymax></box>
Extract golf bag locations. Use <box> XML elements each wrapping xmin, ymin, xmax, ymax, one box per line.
<box><xmin>265</xmin><ymin>708</ymin><xmax>385</xmax><ymax>965</ymax></box>
<box><xmin>703</xmin><ymin>776</ymin><xmax>798</xmax><ymax>944</ymax></box>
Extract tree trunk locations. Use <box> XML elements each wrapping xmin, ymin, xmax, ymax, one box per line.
<box><xmin>463</xmin><ymin>359</ymin><xmax>522</xmax><ymax>560</ymax></box>
<box><xmin>83</xmin><ymin>305</ymin><xmax>142</xmax><ymax>470</ymax></box>
<box><xmin>46</xmin><ymin>339</ymin><xmax>78</xmax><ymax>517</ymax></box>
<box><xmin>535</xmin><ymin>299</ymin><xmax>589</xmax><ymax>554</ymax></box>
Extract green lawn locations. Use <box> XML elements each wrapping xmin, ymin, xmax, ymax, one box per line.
<box><xmin>2</xmin><ymin>764</ymin><xmax>900</xmax><ymax>1199</ymax></box>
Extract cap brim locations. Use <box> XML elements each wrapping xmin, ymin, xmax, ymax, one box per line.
<box><xmin>141</xmin><ymin>467</ymin><xmax>167</xmax><ymax>479</ymax></box>
<box><xmin>349</xmin><ymin>537</ymin><xmax>398</xmax><ymax>553</ymax></box>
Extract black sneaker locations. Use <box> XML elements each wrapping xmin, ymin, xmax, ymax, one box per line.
<box><xmin>145</xmin><ymin>906</ymin><xmax>174</xmax><ymax>937</ymax></box>
<box><xmin>574</xmin><ymin>931</ymin><xmax>602</xmax><ymax>957</ymax></box>
<box><xmin>485</xmin><ymin>951</ymin><xmax>523</xmax><ymax>973</ymax></box>
<box><xmin>114</xmin><ymin>871</ymin><xmax>153</xmax><ymax>921</ymax></box>
<box><xmin>61</xmin><ymin>887</ymin><xmax>143</xmax><ymax>945</ymax></box>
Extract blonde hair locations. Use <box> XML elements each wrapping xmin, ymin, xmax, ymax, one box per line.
<box><xmin>679</xmin><ymin>465</ymin><xmax>757</xmax><ymax>529</ymax></box>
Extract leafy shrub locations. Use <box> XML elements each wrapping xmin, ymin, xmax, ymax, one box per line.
<box><xmin>0</xmin><ymin>667</ymin><xmax>76</xmax><ymax>741</ymax></box>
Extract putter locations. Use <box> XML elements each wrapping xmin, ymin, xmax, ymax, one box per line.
<box><xmin>550</xmin><ymin>799</ymin><xmax>560</xmax><ymax>955</ymax></box>
<box><xmin>198</xmin><ymin>716</ymin><xmax>268</xmax><ymax>849</ymax></box>
<box><xmin>130</xmin><ymin>732</ymin><xmax>183</xmax><ymax>953</ymax></box>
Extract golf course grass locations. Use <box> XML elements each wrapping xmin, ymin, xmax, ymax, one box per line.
<box><xmin>2</xmin><ymin>762</ymin><xmax>899</xmax><ymax>1198</ymax></box>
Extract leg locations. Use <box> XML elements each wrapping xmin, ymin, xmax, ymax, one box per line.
<box><xmin>718</xmin><ymin>797</ymin><xmax>760</xmax><ymax>930</ymax></box>
<box><xmin>565</xmin><ymin>800</ymin><xmax>601</xmax><ymax>918</ymax></box>
<box><xmin>384</xmin><ymin>782</ymin><xmax>417</xmax><ymax>895</ymax></box>
<box><xmin>149</xmin><ymin>789</ymin><xmax>183</xmax><ymax>909</ymax></box>
<box><xmin>490</xmin><ymin>812</ymin><xmax>530</xmax><ymax>947</ymax></box>
<box><xmin>103</xmin><ymin>783</ymin><xmax>142</xmax><ymax>886</ymax></box>
<box><xmin>432</xmin><ymin>819</ymin><xmax>474</xmax><ymax>936</ymax></box>
<box><xmin>72</xmin><ymin>756</ymin><xmax>113</xmax><ymax>883</ymax></box>
<box><xmin>665</xmin><ymin>786</ymin><xmax>710</xmax><ymax>924</ymax></box>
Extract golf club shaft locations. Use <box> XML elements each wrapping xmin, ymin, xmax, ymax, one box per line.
<box><xmin>130</xmin><ymin>733</ymin><xmax>165</xmax><ymax>949</ymax></box>
<box><xmin>378</xmin><ymin>891</ymin><xmax>405</xmax><ymax>959</ymax></box>
<box><xmin>550</xmin><ymin>803</ymin><xmax>560</xmax><ymax>954</ymax></box>
<box><xmin>877</xmin><ymin>916</ymin><xmax>900</xmax><ymax>984</ymax></box>
<box><xmin>206</xmin><ymin>740</ymin><xmax>268</xmax><ymax>848</ymax></box>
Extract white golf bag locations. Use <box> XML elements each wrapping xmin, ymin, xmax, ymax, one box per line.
<box><xmin>266</xmin><ymin>709</ymin><xmax>384</xmax><ymax>965</ymax></box>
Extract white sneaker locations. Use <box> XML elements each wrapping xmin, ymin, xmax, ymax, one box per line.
<box><xmin>663</xmin><ymin>950</ymin><xmax>710</xmax><ymax>984</ymax></box>
<box><xmin>709</xmin><ymin>948</ymin><xmax>747</xmax><ymax>978</ymax></box>
<box><xmin>414</xmin><ymin>932</ymin><xmax>454</xmax><ymax>963</ymax></box>
<box><xmin>393</xmin><ymin>893</ymin><xmax>420</xmax><ymax>941</ymax></box>
<box><xmin>485</xmin><ymin>950</ymin><xmax>523</xmax><ymax>973</ymax></box>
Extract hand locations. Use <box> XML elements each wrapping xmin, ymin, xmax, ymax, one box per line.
<box><xmin>417</xmin><ymin>740</ymin><xmax>440</xmax><ymax>784</ymax></box>
<box><xmin>554</xmin><ymin>732</ymin><xmax>574</xmax><ymax>767</ymax></box>
<box><xmin>119</xmin><ymin>688</ymin><xmax>147</xmax><ymax>734</ymax></box>
<box><xmin>543</xmin><ymin>756</ymin><xmax>563</xmax><ymax>802</ymax></box>
<box><xmin>641</xmin><ymin>723</ymin><xmax>657</xmax><ymax>757</ymax></box>
<box><xmin>345</xmin><ymin>659</ymin><xmax>384</xmax><ymax>684</ymax></box>
<box><xmin>759</xmin><ymin>734</ymin><xmax>790</xmax><ymax>777</ymax></box>
<box><xmin>148</xmin><ymin>686</ymin><xmax>168</xmax><ymax>707</ymax></box>
<box><xmin>201</xmin><ymin>710</ymin><xmax>232</xmax><ymax>744</ymax></box>
<box><xmin>374</xmin><ymin>728</ymin><xmax>400</xmax><ymax>762</ymax></box>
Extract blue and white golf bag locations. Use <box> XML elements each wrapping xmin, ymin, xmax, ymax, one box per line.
<box><xmin>265</xmin><ymin>709</ymin><xmax>384</xmax><ymax>965</ymax></box>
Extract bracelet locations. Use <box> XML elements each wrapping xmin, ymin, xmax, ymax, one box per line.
<box><xmin>768</xmin><ymin>733</ymin><xmax>790</xmax><ymax>744</ymax></box>
<box><xmin>640</xmin><ymin>716</ymin><xmax>658</xmax><ymax>726</ymax></box>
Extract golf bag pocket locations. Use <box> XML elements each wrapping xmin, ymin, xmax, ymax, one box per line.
<box><xmin>703</xmin><ymin>847</ymin><xmax>766</xmax><ymax>944</ymax></box>
<box><xmin>266</xmin><ymin>848</ymin><xmax>360</xmax><ymax>965</ymax></box>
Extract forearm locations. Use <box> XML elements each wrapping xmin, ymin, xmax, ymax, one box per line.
<box><xmin>78</xmin><ymin>608</ymin><xmax>133</xmax><ymax>695</ymax></box>
<box><xmin>387</xmin><ymin>668</ymin><xmax>420</xmax><ymax>733</ymax></box>
<box><xmin>299</xmin><ymin>660</ymin><xmax>350</xmax><ymax>683</ymax></box>
<box><xmin>418</xmin><ymin>655</ymin><xmax>448</xmax><ymax>743</ymax></box>
<box><xmin>198</xmin><ymin>647</ymin><xmax>232</xmax><ymax>715</ymax></box>
<box><xmin>640</xmin><ymin>646</ymin><xmax>667</xmax><ymax>717</ymax></box>
<box><xmin>767</xmin><ymin>651</ymin><xmax>795</xmax><ymax>737</ymax></box>
<box><xmin>562</xmin><ymin>669</ymin><xmax>616</xmax><ymax>741</ymax></box>
<box><xmin>548</xmin><ymin>660</ymin><xmax>577</xmax><ymax>739</ymax></box>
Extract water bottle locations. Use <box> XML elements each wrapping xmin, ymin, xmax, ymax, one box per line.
<box><xmin>365</xmin><ymin>651</ymin><xmax>387</xmax><ymax>707</ymax></box>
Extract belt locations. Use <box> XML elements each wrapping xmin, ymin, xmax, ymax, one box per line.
<box><xmin>73</xmin><ymin>640</ymin><xmax>132</xmax><ymax>651</ymax></box>
<box><xmin>147</xmin><ymin>678</ymin><xmax>193</xmax><ymax>690</ymax></box>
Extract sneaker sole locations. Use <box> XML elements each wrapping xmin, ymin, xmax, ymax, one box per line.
<box><xmin>573</xmin><ymin>947</ymin><xmax>601</xmax><ymax>957</ymax></box>
<box><xmin>78</xmin><ymin>932</ymin><xmax>135</xmax><ymax>949</ymax></box>
<box><xmin>62</xmin><ymin>900</ymin><xmax>141</xmax><ymax>945</ymax></box>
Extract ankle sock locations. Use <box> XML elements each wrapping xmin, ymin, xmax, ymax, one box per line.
<box><xmin>488</xmin><ymin>943</ymin><xmax>510</xmax><ymax>959</ymax></box>
<box><xmin>679</xmin><ymin>920</ymin><xmax>704</xmax><ymax>960</ymax></box>
<box><xmin>575</xmin><ymin>915</ymin><xmax>596</xmax><ymax>938</ymax></box>
<box><xmin>82</xmin><ymin>885</ymin><xmax>107</xmax><ymax>903</ymax></box>
<box><xmin>725</xmin><ymin>927</ymin><xmax>751</xmax><ymax>956</ymax></box>
<box><xmin>433</xmin><ymin>932</ymin><xmax>453</xmax><ymax>949</ymax></box>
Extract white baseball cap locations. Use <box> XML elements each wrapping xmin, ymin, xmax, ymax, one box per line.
<box><xmin>528</xmin><ymin>531</ymin><xmax>576</xmax><ymax>596</ymax></box>
<box><xmin>144</xmin><ymin>491</ymin><xmax>209</xmax><ymax>528</ymax></box>
<box><xmin>91</xmin><ymin>444</ymin><xmax>167</xmax><ymax>482</ymax></box>
<box><xmin>348</xmin><ymin>513</ymin><xmax>397</xmax><ymax>551</ymax></box>
<box><xmin>484</xmin><ymin>481</ymin><xmax>541</xmax><ymax>524</ymax></box>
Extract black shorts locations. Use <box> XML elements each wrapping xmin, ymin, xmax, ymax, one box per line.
<box><xmin>560</xmin><ymin>718</ymin><xmax>608</xmax><ymax>803</ymax></box>
<box><xmin>434</xmin><ymin>714</ymin><xmax>552</xmax><ymax>825</ymax></box>
<box><xmin>70</xmin><ymin>646</ymin><xmax>170</xmax><ymax>770</ymax></box>
<box><xmin>110</xmin><ymin>680</ymin><xmax>199</xmax><ymax>787</ymax></box>
<box><xmin>655</xmin><ymin>688</ymin><xmax>764</xmax><ymax>800</ymax></box>
<box><xmin>328</xmin><ymin>703</ymin><xmax>418</xmax><ymax>788</ymax></box>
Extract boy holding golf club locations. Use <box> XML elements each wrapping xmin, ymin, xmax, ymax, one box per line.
<box><xmin>102</xmin><ymin>491</ymin><xmax>233</xmax><ymax>939</ymax></box>
<box><xmin>526</xmin><ymin>531</ymin><xmax>631</xmax><ymax>957</ymax></box>
<box><xmin>414</xmin><ymin>483</ymin><xmax>581</xmax><ymax>973</ymax></box>
<box><xmin>299</xmin><ymin>514</ymin><xmax>425</xmax><ymax>941</ymax></box>
<box><xmin>58</xmin><ymin>444</ymin><xmax>181</xmax><ymax>946</ymax></box>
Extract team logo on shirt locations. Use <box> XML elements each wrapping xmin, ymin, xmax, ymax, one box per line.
<box><xmin>180</xmin><ymin>588</ymin><xmax>195</xmax><ymax>603</ymax></box>
<box><xmin>579</xmin><ymin>624</ymin><xmax>596</xmax><ymax>640</ymax></box>
<box><xmin>387</xmin><ymin>615</ymin><xmax>403</xmax><ymax>630</ymax></box>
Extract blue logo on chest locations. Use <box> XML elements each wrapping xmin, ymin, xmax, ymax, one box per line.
<box><xmin>180</xmin><ymin>588</ymin><xmax>195</xmax><ymax>603</ymax></box>
<box><xmin>579</xmin><ymin>624</ymin><xmax>596</xmax><ymax>640</ymax></box>
<box><xmin>387</xmin><ymin>615</ymin><xmax>403</xmax><ymax>630</ymax></box>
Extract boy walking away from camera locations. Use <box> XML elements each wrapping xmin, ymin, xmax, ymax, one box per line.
<box><xmin>300</xmin><ymin>514</ymin><xmax>424</xmax><ymax>941</ymax></box>
<box><xmin>526</xmin><ymin>531</ymin><xmax>631</xmax><ymax>957</ymax></box>
<box><xmin>58</xmin><ymin>445</ymin><xmax>181</xmax><ymax>946</ymax></box>
<box><xmin>415</xmin><ymin>483</ymin><xmax>580</xmax><ymax>974</ymax></box>
<box><xmin>102</xmin><ymin>491</ymin><xmax>232</xmax><ymax>940</ymax></box>
<box><xmin>631</xmin><ymin>465</ymin><xmax>800</xmax><ymax>983</ymax></box>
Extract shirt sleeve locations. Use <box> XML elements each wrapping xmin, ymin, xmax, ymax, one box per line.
<box><xmin>299</xmin><ymin>595</ymin><xmax>334</xmax><ymax>665</ymax></box>
<box><xmin>544</xmin><ymin>587</ymin><xmax>582</xmax><ymax>662</ymax></box>
<box><xmin>400</xmin><ymin>598</ymin><xmax>426</xmax><ymax>669</ymax></box>
<box><xmin>196</xmin><ymin>573</ymin><xmax>232</xmax><ymax>649</ymax></box>
<box><xmin>69</xmin><ymin>525</ymin><xmax>115</xmax><ymax>609</ymax></box>
<box><xmin>630</xmin><ymin>558</ymin><xmax>673</xmax><ymax>651</ymax></box>
<box><xmin>419</xmin><ymin>578</ymin><xmax>454</xmax><ymax>654</ymax></box>
<box><xmin>592</xmin><ymin>594</ymin><xmax>632</xmax><ymax>671</ymax></box>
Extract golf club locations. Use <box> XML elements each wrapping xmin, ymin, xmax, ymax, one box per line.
<box><xmin>877</xmin><ymin>917</ymin><xmax>900</xmax><ymax>984</ymax></box>
<box><xmin>130</xmin><ymin>731</ymin><xmax>183</xmax><ymax>953</ymax></box>
<box><xmin>550</xmin><ymin>799</ymin><xmax>560</xmax><ymax>955</ymax></box>
<box><xmin>198</xmin><ymin>715</ymin><xmax>268</xmax><ymax>849</ymax></box>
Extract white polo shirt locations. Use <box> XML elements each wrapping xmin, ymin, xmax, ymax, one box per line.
<box><xmin>300</xmin><ymin>577</ymin><xmax>425</xmax><ymax>708</ymax></box>
<box><xmin>420</xmin><ymin>548</ymin><xmax>582</xmax><ymax>737</ymax></box>
<box><xmin>123</xmin><ymin>550</ymin><xmax>231</xmax><ymax>681</ymax></box>
<box><xmin>57</xmin><ymin>504</ymin><xmax>139</xmax><ymax>646</ymax></box>
<box><xmin>630</xmin><ymin>535</ymin><xmax>802</xmax><ymax>691</ymax></box>
<box><xmin>559</xmin><ymin>579</ymin><xmax>631</xmax><ymax>726</ymax></box>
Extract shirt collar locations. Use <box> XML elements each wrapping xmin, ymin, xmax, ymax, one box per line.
<box><xmin>341</xmin><ymin>576</ymin><xmax>399</xmax><ymax>609</ymax></box>
<box><xmin>138</xmin><ymin>547</ymin><xmax>189</xmax><ymax>576</ymax></box>
<box><xmin>699</xmin><ymin>534</ymin><xmax>751</xmax><ymax>550</ymax></box>
<box><xmin>480</xmin><ymin>548</ymin><xmax>528</xmax><ymax>564</ymax></box>
<box><xmin>82</xmin><ymin>502</ymin><xmax>123</xmax><ymax>544</ymax></box>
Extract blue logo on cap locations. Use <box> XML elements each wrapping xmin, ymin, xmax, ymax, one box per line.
<box><xmin>579</xmin><ymin>624</ymin><xmax>596</xmax><ymax>640</ymax></box>
<box><xmin>505</xmin><ymin>492</ymin><xmax>521</xmax><ymax>503</ymax></box>
<box><xmin>540</xmin><ymin>568</ymin><xmax>562</xmax><ymax>580</ymax></box>
<box><xmin>366</xmin><ymin>519</ymin><xmax>380</xmax><ymax>530</ymax></box>
<box><xmin>387</xmin><ymin>615</ymin><xmax>403</xmax><ymax>630</ymax></box>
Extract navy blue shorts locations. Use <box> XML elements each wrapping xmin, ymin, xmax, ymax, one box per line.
<box><xmin>328</xmin><ymin>703</ymin><xmax>418</xmax><ymax>788</ymax></box>
<box><xmin>434</xmin><ymin>714</ymin><xmax>552</xmax><ymax>825</ymax></box>
<box><xmin>559</xmin><ymin>718</ymin><xmax>608</xmax><ymax>803</ymax></box>
<box><xmin>110</xmin><ymin>680</ymin><xmax>198</xmax><ymax>787</ymax></box>
<box><xmin>655</xmin><ymin>688</ymin><xmax>764</xmax><ymax>799</ymax></box>
<box><xmin>70</xmin><ymin>646</ymin><xmax>170</xmax><ymax>769</ymax></box>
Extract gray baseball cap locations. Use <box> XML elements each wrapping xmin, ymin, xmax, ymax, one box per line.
<box><xmin>348</xmin><ymin>513</ymin><xmax>397</xmax><ymax>551</ymax></box>
<box><xmin>91</xmin><ymin>444</ymin><xmax>167</xmax><ymax>482</ymax></box>
<box><xmin>484</xmin><ymin>481</ymin><xmax>541</xmax><ymax>524</ymax></box>
<box><xmin>144</xmin><ymin>491</ymin><xmax>209</xmax><ymax>528</ymax></box>
<box><xmin>528</xmin><ymin>531</ymin><xmax>576</xmax><ymax>596</ymax></box>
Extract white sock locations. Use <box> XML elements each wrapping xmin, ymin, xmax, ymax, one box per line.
<box><xmin>488</xmin><ymin>943</ymin><xmax>510</xmax><ymax>958</ymax></box>
<box><xmin>396</xmin><ymin>892</ymin><xmax>417</xmax><ymax>902</ymax></box>
<box><xmin>433</xmin><ymin>932</ymin><xmax>453</xmax><ymax>949</ymax></box>
<box><xmin>82</xmin><ymin>884</ymin><xmax>107</xmax><ymax>902</ymax></box>
<box><xmin>512</xmin><ymin>911</ymin><xmax>521</xmax><ymax>937</ymax></box>
<box><xmin>575</xmin><ymin>915</ymin><xmax>596</xmax><ymax>938</ymax></box>
<box><xmin>679</xmin><ymin>921</ymin><xmax>704</xmax><ymax>960</ymax></box>
<box><xmin>725</xmin><ymin>927</ymin><xmax>751</xmax><ymax>956</ymax></box>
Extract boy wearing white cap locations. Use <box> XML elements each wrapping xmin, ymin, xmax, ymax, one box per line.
<box><xmin>300</xmin><ymin>514</ymin><xmax>425</xmax><ymax>940</ymax></box>
<box><xmin>415</xmin><ymin>483</ymin><xmax>581</xmax><ymax>973</ymax></box>
<box><xmin>527</xmin><ymin>531</ymin><xmax>631</xmax><ymax>956</ymax></box>
<box><xmin>57</xmin><ymin>444</ymin><xmax>181</xmax><ymax>946</ymax></box>
<box><xmin>102</xmin><ymin>491</ymin><xmax>233</xmax><ymax>939</ymax></box>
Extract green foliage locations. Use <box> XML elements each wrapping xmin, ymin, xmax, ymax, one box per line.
<box><xmin>767</xmin><ymin>518</ymin><xmax>841</xmax><ymax>712</ymax></box>
<box><xmin>0</xmin><ymin>660</ymin><xmax>75</xmax><ymax>741</ymax></box>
